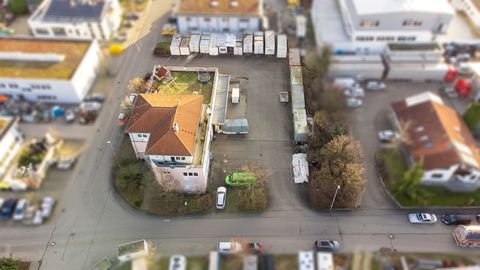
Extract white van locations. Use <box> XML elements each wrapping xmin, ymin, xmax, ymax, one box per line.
<box><xmin>333</xmin><ymin>78</ymin><xmax>357</xmax><ymax>90</ymax></box>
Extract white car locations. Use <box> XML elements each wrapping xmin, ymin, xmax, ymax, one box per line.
<box><xmin>32</xmin><ymin>210</ymin><xmax>43</xmax><ymax>225</ymax></box>
<box><xmin>408</xmin><ymin>213</ymin><xmax>437</xmax><ymax>224</ymax></box>
<box><xmin>343</xmin><ymin>87</ymin><xmax>365</xmax><ymax>98</ymax></box>
<box><xmin>13</xmin><ymin>198</ymin><xmax>28</xmax><ymax>221</ymax></box>
<box><xmin>65</xmin><ymin>109</ymin><xmax>75</xmax><ymax>123</ymax></box>
<box><xmin>377</xmin><ymin>130</ymin><xmax>399</xmax><ymax>143</ymax></box>
<box><xmin>40</xmin><ymin>197</ymin><xmax>55</xmax><ymax>219</ymax></box>
<box><xmin>217</xmin><ymin>241</ymin><xmax>242</xmax><ymax>254</ymax></box>
<box><xmin>366</xmin><ymin>81</ymin><xmax>386</xmax><ymax>90</ymax></box>
<box><xmin>346</xmin><ymin>98</ymin><xmax>363</xmax><ymax>108</ymax></box>
<box><xmin>216</xmin><ymin>187</ymin><xmax>226</xmax><ymax>210</ymax></box>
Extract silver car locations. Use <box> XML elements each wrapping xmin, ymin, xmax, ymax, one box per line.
<box><xmin>408</xmin><ymin>213</ymin><xmax>437</xmax><ymax>224</ymax></box>
<box><xmin>346</xmin><ymin>98</ymin><xmax>363</xmax><ymax>108</ymax></box>
<box><xmin>216</xmin><ymin>187</ymin><xmax>226</xmax><ymax>210</ymax></box>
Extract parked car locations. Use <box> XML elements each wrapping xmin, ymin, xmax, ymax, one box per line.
<box><xmin>13</xmin><ymin>199</ymin><xmax>28</xmax><ymax>221</ymax></box>
<box><xmin>217</xmin><ymin>241</ymin><xmax>242</xmax><ymax>254</ymax></box>
<box><xmin>408</xmin><ymin>213</ymin><xmax>437</xmax><ymax>224</ymax></box>
<box><xmin>441</xmin><ymin>214</ymin><xmax>472</xmax><ymax>225</ymax></box>
<box><xmin>216</xmin><ymin>187</ymin><xmax>226</xmax><ymax>210</ymax></box>
<box><xmin>366</xmin><ymin>81</ymin><xmax>386</xmax><ymax>90</ymax></box>
<box><xmin>1</xmin><ymin>198</ymin><xmax>17</xmax><ymax>219</ymax></box>
<box><xmin>246</xmin><ymin>242</ymin><xmax>263</xmax><ymax>254</ymax></box>
<box><xmin>65</xmin><ymin>109</ymin><xmax>75</xmax><ymax>123</ymax></box>
<box><xmin>377</xmin><ymin>130</ymin><xmax>399</xmax><ymax>143</ymax></box>
<box><xmin>84</xmin><ymin>94</ymin><xmax>105</xmax><ymax>103</ymax></box>
<box><xmin>23</xmin><ymin>205</ymin><xmax>37</xmax><ymax>225</ymax></box>
<box><xmin>343</xmin><ymin>87</ymin><xmax>365</xmax><ymax>98</ymax></box>
<box><xmin>40</xmin><ymin>197</ymin><xmax>55</xmax><ymax>219</ymax></box>
<box><xmin>32</xmin><ymin>209</ymin><xmax>43</xmax><ymax>225</ymax></box>
<box><xmin>314</xmin><ymin>240</ymin><xmax>340</xmax><ymax>252</ymax></box>
<box><xmin>168</xmin><ymin>255</ymin><xmax>186</xmax><ymax>270</ymax></box>
<box><xmin>346</xmin><ymin>98</ymin><xmax>362</xmax><ymax>108</ymax></box>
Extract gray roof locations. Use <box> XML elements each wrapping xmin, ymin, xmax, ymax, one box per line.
<box><xmin>42</xmin><ymin>0</ymin><xmax>106</xmax><ymax>22</ymax></box>
<box><xmin>212</xmin><ymin>74</ymin><xmax>229</xmax><ymax>125</ymax></box>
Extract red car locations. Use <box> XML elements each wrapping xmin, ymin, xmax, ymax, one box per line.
<box><xmin>247</xmin><ymin>242</ymin><xmax>263</xmax><ymax>254</ymax></box>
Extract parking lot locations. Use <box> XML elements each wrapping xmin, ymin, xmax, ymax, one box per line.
<box><xmin>347</xmin><ymin>80</ymin><xmax>471</xmax><ymax>209</ymax></box>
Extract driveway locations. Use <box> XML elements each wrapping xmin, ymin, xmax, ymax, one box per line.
<box><xmin>349</xmin><ymin>81</ymin><xmax>442</xmax><ymax>209</ymax></box>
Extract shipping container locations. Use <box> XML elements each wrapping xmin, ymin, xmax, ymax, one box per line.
<box><xmin>296</xmin><ymin>15</ymin><xmax>307</xmax><ymax>38</ymax></box>
<box><xmin>277</xmin><ymin>34</ymin><xmax>287</xmax><ymax>58</ymax></box>
<box><xmin>291</xmin><ymin>84</ymin><xmax>306</xmax><ymax>110</ymax></box>
<box><xmin>290</xmin><ymin>66</ymin><xmax>303</xmax><ymax>85</ymax></box>
<box><xmin>180</xmin><ymin>36</ymin><xmax>190</xmax><ymax>55</ymax></box>
<box><xmin>232</xmin><ymin>87</ymin><xmax>240</xmax><ymax>103</ymax></box>
<box><xmin>254</xmin><ymin>32</ymin><xmax>264</xmax><ymax>55</ymax></box>
<box><xmin>234</xmin><ymin>40</ymin><xmax>243</xmax><ymax>56</ymax></box>
<box><xmin>386</xmin><ymin>63</ymin><xmax>449</xmax><ymax>81</ymax></box>
<box><xmin>289</xmin><ymin>48</ymin><xmax>301</xmax><ymax>66</ymax></box>
<box><xmin>209</xmin><ymin>34</ymin><xmax>218</xmax><ymax>56</ymax></box>
<box><xmin>189</xmin><ymin>34</ymin><xmax>201</xmax><ymax>53</ymax></box>
<box><xmin>265</xmin><ymin>30</ymin><xmax>275</xmax><ymax>55</ymax></box>
<box><xmin>243</xmin><ymin>34</ymin><xmax>253</xmax><ymax>54</ymax></box>
<box><xmin>200</xmin><ymin>34</ymin><xmax>210</xmax><ymax>54</ymax></box>
<box><xmin>293</xmin><ymin>109</ymin><xmax>309</xmax><ymax>143</ymax></box>
<box><xmin>169</xmin><ymin>34</ymin><xmax>182</xmax><ymax>56</ymax></box>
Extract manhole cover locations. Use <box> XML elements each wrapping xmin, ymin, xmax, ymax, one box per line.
<box><xmin>49</xmin><ymin>241</ymin><xmax>56</xmax><ymax>246</ymax></box>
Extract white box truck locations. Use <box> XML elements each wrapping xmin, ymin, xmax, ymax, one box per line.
<box><xmin>296</xmin><ymin>15</ymin><xmax>307</xmax><ymax>38</ymax></box>
<box><xmin>180</xmin><ymin>37</ymin><xmax>190</xmax><ymax>55</ymax></box>
<box><xmin>265</xmin><ymin>31</ymin><xmax>275</xmax><ymax>55</ymax></box>
<box><xmin>231</xmin><ymin>87</ymin><xmax>240</xmax><ymax>103</ymax></box>
<box><xmin>189</xmin><ymin>34</ymin><xmax>201</xmax><ymax>53</ymax></box>
<box><xmin>277</xmin><ymin>34</ymin><xmax>287</xmax><ymax>58</ymax></box>
<box><xmin>169</xmin><ymin>34</ymin><xmax>182</xmax><ymax>56</ymax></box>
<box><xmin>243</xmin><ymin>34</ymin><xmax>253</xmax><ymax>54</ymax></box>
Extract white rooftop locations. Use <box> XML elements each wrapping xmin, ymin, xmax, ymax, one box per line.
<box><xmin>352</xmin><ymin>0</ymin><xmax>454</xmax><ymax>15</ymax></box>
<box><xmin>405</xmin><ymin>91</ymin><xmax>444</xmax><ymax>107</ymax></box>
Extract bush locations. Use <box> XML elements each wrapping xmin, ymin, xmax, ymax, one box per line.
<box><xmin>9</xmin><ymin>0</ymin><xmax>27</xmax><ymax>14</ymax></box>
<box><xmin>0</xmin><ymin>258</ymin><xmax>20</xmax><ymax>270</ymax></box>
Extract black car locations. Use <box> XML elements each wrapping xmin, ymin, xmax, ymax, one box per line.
<box><xmin>441</xmin><ymin>214</ymin><xmax>471</xmax><ymax>225</ymax></box>
<box><xmin>1</xmin><ymin>198</ymin><xmax>17</xmax><ymax>219</ymax></box>
<box><xmin>314</xmin><ymin>240</ymin><xmax>340</xmax><ymax>252</ymax></box>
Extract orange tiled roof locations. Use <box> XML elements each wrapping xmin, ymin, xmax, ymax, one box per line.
<box><xmin>392</xmin><ymin>94</ymin><xmax>480</xmax><ymax>170</ymax></box>
<box><xmin>177</xmin><ymin>0</ymin><xmax>260</xmax><ymax>16</ymax></box>
<box><xmin>127</xmin><ymin>94</ymin><xmax>203</xmax><ymax>156</ymax></box>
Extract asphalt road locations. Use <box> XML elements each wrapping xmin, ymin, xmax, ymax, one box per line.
<box><xmin>1</xmin><ymin>2</ymin><xmax>480</xmax><ymax>270</ymax></box>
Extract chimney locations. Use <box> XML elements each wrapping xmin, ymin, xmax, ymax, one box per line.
<box><xmin>173</xmin><ymin>123</ymin><xmax>179</xmax><ymax>133</ymax></box>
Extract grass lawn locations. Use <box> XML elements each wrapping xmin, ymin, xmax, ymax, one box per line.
<box><xmin>220</xmin><ymin>255</ymin><xmax>244</xmax><ymax>270</ymax></box>
<box><xmin>383</xmin><ymin>252</ymin><xmax>476</xmax><ymax>268</ymax></box>
<box><xmin>156</xmin><ymin>71</ymin><xmax>213</xmax><ymax>104</ymax></box>
<box><xmin>463</xmin><ymin>102</ymin><xmax>480</xmax><ymax>131</ymax></box>
<box><xmin>275</xmin><ymin>255</ymin><xmax>297</xmax><ymax>270</ymax></box>
<box><xmin>377</xmin><ymin>148</ymin><xmax>480</xmax><ymax>207</ymax></box>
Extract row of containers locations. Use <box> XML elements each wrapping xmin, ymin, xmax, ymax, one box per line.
<box><xmin>170</xmin><ymin>31</ymin><xmax>288</xmax><ymax>58</ymax></box>
<box><xmin>289</xmin><ymin>48</ymin><xmax>310</xmax><ymax>144</ymax></box>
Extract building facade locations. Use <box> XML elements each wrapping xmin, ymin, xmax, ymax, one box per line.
<box><xmin>0</xmin><ymin>38</ymin><xmax>100</xmax><ymax>103</ymax></box>
<box><xmin>0</xmin><ymin>117</ymin><xmax>23</xmax><ymax>180</ymax></box>
<box><xmin>391</xmin><ymin>92</ymin><xmax>480</xmax><ymax>191</ymax></box>
<box><xmin>28</xmin><ymin>0</ymin><xmax>122</xmax><ymax>40</ymax></box>
<box><xmin>175</xmin><ymin>0</ymin><xmax>263</xmax><ymax>33</ymax></box>
<box><xmin>451</xmin><ymin>0</ymin><xmax>480</xmax><ymax>34</ymax></box>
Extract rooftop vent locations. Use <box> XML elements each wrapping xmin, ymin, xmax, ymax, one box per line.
<box><xmin>173</xmin><ymin>123</ymin><xmax>179</xmax><ymax>133</ymax></box>
<box><xmin>230</xmin><ymin>0</ymin><xmax>238</xmax><ymax>8</ymax></box>
<box><xmin>210</xmin><ymin>0</ymin><xmax>218</xmax><ymax>8</ymax></box>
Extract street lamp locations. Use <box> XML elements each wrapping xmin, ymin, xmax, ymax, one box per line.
<box><xmin>329</xmin><ymin>185</ymin><xmax>341</xmax><ymax>212</ymax></box>
<box><xmin>106</xmin><ymin>140</ymin><xmax>120</xmax><ymax>167</ymax></box>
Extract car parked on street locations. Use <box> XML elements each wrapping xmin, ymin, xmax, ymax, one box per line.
<box><xmin>314</xmin><ymin>240</ymin><xmax>340</xmax><ymax>252</ymax></box>
<box><xmin>32</xmin><ymin>209</ymin><xmax>43</xmax><ymax>225</ymax></box>
<box><xmin>13</xmin><ymin>199</ymin><xmax>28</xmax><ymax>221</ymax></box>
<box><xmin>23</xmin><ymin>205</ymin><xmax>37</xmax><ymax>225</ymax></box>
<box><xmin>408</xmin><ymin>213</ymin><xmax>437</xmax><ymax>224</ymax></box>
<box><xmin>216</xmin><ymin>187</ymin><xmax>226</xmax><ymax>210</ymax></box>
<box><xmin>366</xmin><ymin>81</ymin><xmax>386</xmax><ymax>90</ymax></box>
<box><xmin>217</xmin><ymin>241</ymin><xmax>242</xmax><ymax>254</ymax></box>
<box><xmin>346</xmin><ymin>98</ymin><xmax>363</xmax><ymax>108</ymax></box>
<box><xmin>343</xmin><ymin>87</ymin><xmax>365</xmax><ymax>98</ymax></box>
<box><xmin>246</xmin><ymin>242</ymin><xmax>263</xmax><ymax>254</ymax></box>
<box><xmin>40</xmin><ymin>197</ymin><xmax>55</xmax><ymax>219</ymax></box>
<box><xmin>65</xmin><ymin>109</ymin><xmax>75</xmax><ymax>123</ymax></box>
<box><xmin>377</xmin><ymin>130</ymin><xmax>400</xmax><ymax>143</ymax></box>
<box><xmin>441</xmin><ymin>214</ymin><xmax>472</xmax><ymax>225</ymax></box>
<box><xmin>1</xmin><ymin>198</ymin><xmax>17</xmax><ymax>219</ymax></box>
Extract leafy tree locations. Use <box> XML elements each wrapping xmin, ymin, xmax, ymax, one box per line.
<box><xmin>9</xmin><ymin>0</ymin><xmax>27</xmax><ymax>15</ymax></box>
<box><xmin>127</xmin><ymin>77</ymin><xmax>145</xmax><ymax>94</ymax></box>
<box><xmin>308</xmin><ymin>135</ymin><xmax>366</xmax><ymax>209</ymax></box>
<box><xmin>395</xmin><ymin>159</ymin><xmax>425</xmax><ymax>200</ymax></box>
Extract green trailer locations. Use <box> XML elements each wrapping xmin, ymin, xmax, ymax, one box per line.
<box><xmin>225</xmin><ymin>172</ymin><xmax>255</xmax><ymax>186</ymax></box>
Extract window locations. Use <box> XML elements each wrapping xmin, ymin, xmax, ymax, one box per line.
<box><xmin>355</xmin><ymin>36</ymin><xmax>374</xmax><ymax>41</ymax></box>
<box><xmin>52</xmin><ymin>27</ymin><xmax>67</xmax><ymax>36</ymax></box>
<box><xmin>239</xmin><ymin>18</ymin><xmax>249</xmax><ymax>23</ymax></box>
<box><xmin>175</xmin><ymin>157</ymin><xmax>181</xmax><ymax>160</ymax></box>
<box><xmin>185</xmin><ymin>17</ymin><xmax>191</xmax><ymax>22</ymax></box>
<box><xmin>221</xmin><ymin>17</ymin><xmax>228</xmax><ymax>22</ymax></box>
<box><xmin>431</xmin><ymin>173</ymin><xmax>443</xmax><ymax>178</ymax></box>
<box><xmin>188</xmin><ymin>172</ymin><xmax>193</xmax><ymax>176</ymax></box>
<box><xmin>403</xmin><ymin>20</ymin><xmax>422</xmax><ymax>27</ymax></box>
<box><xmin>34</xmin><ymin>28</ymin><xmax>49</xmax><ymax>35</ymax></box>
<box><xmin>183</xmin><ymin>172</ymin><xmax>188</xmax><ymax>176</ymax></box>
<box><xmin>359</xmin><ymin>20</ymin><xmax>379</xmax><ymax>28</ymax></box>
<box><xmin>142</xmin><ymin>134</ymin><xmax>147</xmax><ymax>138</ymax></box>
<box><xmin>75</xmin><ymin>29</ymin><xmax>81</xmax><ymax>36</ymax></box>
<box><xmin>193</xmin><ymin>173</ymin><xmax>198</xmax><ymax>176</ymax></box>
<box><xmin>181</xmin><ymin>157</ymin><xmax>185</xmax><ymax>160</ymax></box>
<box><xmin>8</xmin><ymin>83</ymin><xmax>18</xmax><ymax>89</ymax></box>
<box><xmin>204</xmin><ymin>18</ymin><xmax>211</xmax><ymax>22</ymax></box>
<box><xmin>376</xmin><ymin>36</ymin><xmax>395</xmax><ymax>41</ymax></box>
<box><xmin>0</xmin><ymin>83</ymin><xmax>5</xmax><ymax>88</ymax></box>
<box><xmin>397</xmin><ymin>36</ymin><xmax>416</xmax><ymax>41</ymax></box>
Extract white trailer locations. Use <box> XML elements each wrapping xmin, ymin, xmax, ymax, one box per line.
<box><xmin>265</xmin><ymin>30</ymin><xmax>275</xmax><ymax>55</ymax></box>
<box><xmin>292</xmin><ymin>153</ymin><xmax>309</xmax><ymax>184</ymax></box>
<box><xmin>289</xmin><ymin>48</ymin><xmax>301</xmax><ymax>66</ymax></box>
<box><xmin>169</xmin><ymin>34</ymin><xmax>182</xmax><ymax>56</ymax></box>
<box><xmin>254</xmin><ymin>32</ymin><xmax>264</xmax><ymax>55</ymax></box>
<box><xmin>180</xmin><ymin>37</ymin><xmax>190</xmax><ymax>56</ymax></box>
<box><xmin>209</xmin><ymin>34</ymin><xmax>218</xmax><ymax>56</ymax></box>
<box><xmin>277</xmin><ymin>34</ymin><xmax>287</xmax><ymax>58</ymax></box>
<box><xmin>200</xmin><ymin>34</ymin><xmax>210</xmax><ymax>54</ymax></box>
<box><xmin>243</xmin><ymin>34</ymin><xmax>253</xmax><ymax>54</ymax></box>
<box><xmin>296</xmin><ymin>15</ymin><xmax>307</xmax><ymax>38</ymax></box>
<box><xmin>231</xmin><ymin>87</ymin><xmax>240</xmax><ymax>103</ymax></box>
<box><xmin>293</xmin><ymin>109</ymin><xmax>309</xmax><ymax>143</ymax></box>
<box><xmin>234</xmin><ymin>40</ymin><xmax>243</xmax><ymax>56</ymax></box>
<box><xmin>386</xmin><ymin>63</ymin><xmax>449</xmax><ymax>82</ymax></box>
<box><xmin>189</xmin><ymin>34</ymin><xmax>201</xmax><ymax>53</ymax></box>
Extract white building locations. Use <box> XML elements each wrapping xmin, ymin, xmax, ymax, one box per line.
<box><xmin>28</xmin><ymin>0</ymin><xmax>122</xmax><ymax>40</ymax></box>
<box><xmin>451</xmin><ymin>0</ymin><xmax>480</xmax><ymax>34</ymax></box>
<box><xmin>391</xmin><ymin>92</ymin><xmax>480</xmax><ymax>191</ymax></box>
<box><xmin>0</xmin><ymin>116</ymin><xmax>23</xmax><ymax>180</ymax></box>
<box><xmin>126</xmin><ymin>67</ymin><xmax>218</xmax><ymax>193</ymax></box>
<box><xmin>0</xmin><ymin>38</ymin><xmax>100</xmax><ymax>103</ymax></box>
<box><xmin>175</xmin><ymin>0</ymin><xmax>263</xmax><ymax>33</ymax></box>
<box><xmin>312</xmin><ymin>0</ymin><xmax>454</xmax><ymax>54</ymax></box>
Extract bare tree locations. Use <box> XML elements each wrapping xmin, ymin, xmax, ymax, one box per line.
<box><xmin>159</xmin><ymin>174</ymin><xmax>180</xmax><ymax>192</ymax></box>
<box><xmin>127</xmin><ymin>77</ymin><xmax>145</xmax><ymax>94</ymax></box>
<box><xmin>240</xmin><ymin>163</ymin><xmax>271</xmax><ymax>188</ymax></box>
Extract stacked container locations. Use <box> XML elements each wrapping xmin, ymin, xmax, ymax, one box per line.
<box><xmin>243</xmin><ymin>34</ymin><xmax>253</xmax><ymax>54</ymax></box>
<box><xmin>209</xmin><ymin>33</ymin><xmax>218</xmax><ymax>56</ymax></box>
<box><xmin>180</xmin><ymin>36</ymin><xmax>190</xmax><ymax>55</ymax></box>
<box><xmin>277</xmin><ymin>34</ymin><xmax>287</xmax><ymax>58</ymax></box>
<box><xmin>189</xmin><ymin>33</ymin><xmax>201</xmax><ymax>54</ymax></box>
<box><xmin>234</xmin><ymin>40</ymin><xmax>243</xmax><ymax>56</ymax></box>
<box><xmin>254</xmin><ymin>32</ymin><xmax>264</xmax><ymax>55</ymax></box>
<box><xmin>169</xmin><ymin>34</ymin><xmax>182</xmax><ymax>56</ymax></box>
<box><xmin>265</xmin><ymin>30</ymin><xmax>275</xmax><ymax>56</ymax></box>
<box><xmin>200</xmin><ymin>33</ymin><xmax>210</xmax><ymax>54</ymax></box>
